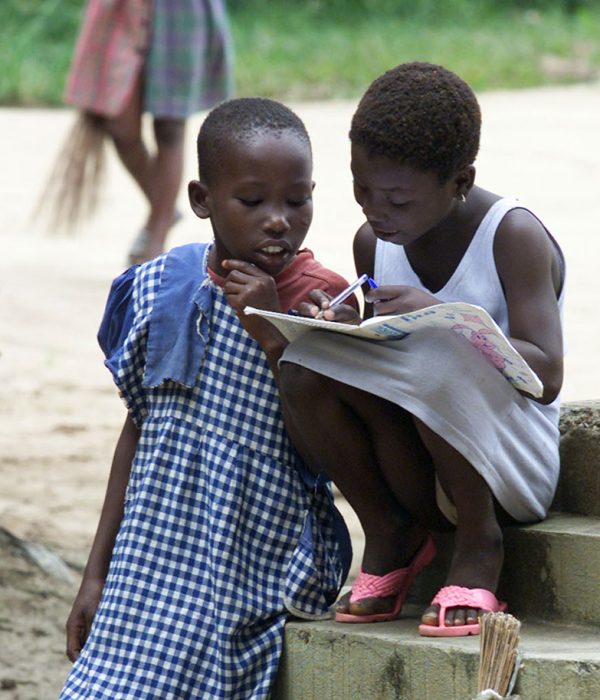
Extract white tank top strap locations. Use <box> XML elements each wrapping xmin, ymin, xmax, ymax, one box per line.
<box><xmin>441</xmin><ymin>197</ymin><xmax>521</xmax><ymax>298</ymax></box>
<box><xmin>479</xmin><ymin>197</ymin><xmax>522</xmax><ymax>231</ymax></box>
<box><xmin>461</xmin><ymin>198</ymin><xmax>521</xmax><ymax>266</ymax></box>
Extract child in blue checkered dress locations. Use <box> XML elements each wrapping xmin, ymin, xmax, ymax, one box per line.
<box><xmin>59</xmin><ymin>98</ymin><xmax>354</xmax><ymax>700</ymax></box>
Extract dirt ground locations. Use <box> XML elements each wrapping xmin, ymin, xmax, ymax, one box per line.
<box><xmin>1</xmin><ymin>86</ymin><xmax>599</xmax><ymax>698</ymax></box>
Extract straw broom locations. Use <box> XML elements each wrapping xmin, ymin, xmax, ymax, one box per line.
<box><xmin>476</xmin><ymin>612</ymin><xmax>522</xmax><ymax>699</ymax></box>
<box><xmin>35</xmin><ymin>111</ymin><xmax>106</xmax><ymax>234</ymax></box>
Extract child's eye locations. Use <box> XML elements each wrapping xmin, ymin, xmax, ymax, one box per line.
<box><xmin>237</xmin><ymin>198</ymin><xmax>261</xmax><ymax>207</ymax></box>
<box><xmin>288</xmin><ymin>197</ymin><xmax>311</xmax><ymax>207</ymax></box>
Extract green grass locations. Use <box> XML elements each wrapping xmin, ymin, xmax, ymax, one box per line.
<box><xmin>230</xmin><ymin>3</ymin><xmax>600</xmax><ymax>98</ymax></box>
<box><xmin>0</xmin><ymin>0</ymin><xmax>80</xmax><ymax>105</ymax></box>
<box><xmin>1</xmin><ymin>0</ymin><xmax>599</xmax><ymax>106</ymax></box>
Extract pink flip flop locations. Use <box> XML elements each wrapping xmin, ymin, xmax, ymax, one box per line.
<box><xmin>335</xmin><ymin>534</ymin><xmax>436</xmax><ymax>623</ymax></box>
<box><xmin>418</xmin><ymin>585</ymin><xmax>507</xmax><ymax>637</ymax></box>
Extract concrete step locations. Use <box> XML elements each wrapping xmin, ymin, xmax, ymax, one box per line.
<box><xmin>555</xmin><ymin>401</ymin><xmax>600</xmax><ymax>517</ymax></box>
<box><xmin>274</xmin><ymin>612</ymin><xmax>600</xmax><ymax>700</ymax></box>
<box><xmin>408</xmin><ymin>512</ymin><xmax>600</xmax><ymax>628</ymax></box>
<box><xmin>501</xmin><ymin>512</ymin><xmax>600</xmax><ymax>627</ymax></box>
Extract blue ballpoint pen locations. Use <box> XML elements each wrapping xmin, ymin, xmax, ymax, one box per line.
<box><xmin>316</xmin><ymin>274</ymin><xmax>378</xmax><ymax>319</ymax></box>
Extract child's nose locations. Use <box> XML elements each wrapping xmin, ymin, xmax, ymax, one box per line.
<box><xmin>263</xmin><ymin>211</ymin><xmax>290</xmax><ymax>234</ymax></box>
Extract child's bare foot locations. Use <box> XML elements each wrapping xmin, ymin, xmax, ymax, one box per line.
<box><xmin>420</xmin><ymin>520</ymin><xmax>503</xmax><ymax>628</ymax></box>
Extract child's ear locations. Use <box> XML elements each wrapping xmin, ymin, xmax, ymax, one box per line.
<box><xmin>188</xmin><ymin>180</ymin><xmax>211</xmax><ymax>219</ymax></box>
<box><xmin>454</xmin><ymin>165</ymin><xmax>476</xmax><ymax>197</ymax></box>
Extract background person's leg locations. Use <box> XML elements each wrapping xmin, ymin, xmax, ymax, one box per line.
<box><xmin>102</xmin><ymin>75</ymin><xmax>185</xmax><ymax>262</ymax></box>
<box><xmin>143</xmin><ymin>117</ymin><xmax>186</xmax><ymax>260</ymax></box>
<box><xmin>103</xmin><ymin>74</ymin><xmax>153</xmax><ymax>205</ymax></box>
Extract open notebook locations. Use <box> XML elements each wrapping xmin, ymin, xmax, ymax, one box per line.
<box><xmin>244</xmin><ymin>301</ymin><xmax>543</xmax><ymax>398</ymax></box>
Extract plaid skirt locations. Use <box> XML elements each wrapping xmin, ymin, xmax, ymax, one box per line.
<box><xmin>145</xmin><ymin>0</ymin><xmax>234</xmax><ymax>117</ymax></box>
<box><xmin>66</xmin><ymin>0</ymin><xmax>233</xmax><ymax>118</ymax></box>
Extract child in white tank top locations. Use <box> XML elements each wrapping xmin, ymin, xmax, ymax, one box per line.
<box><xmin>280</xmin><ymin>63</ymin><xmax>565</xmax><ymax>637</ymax></box>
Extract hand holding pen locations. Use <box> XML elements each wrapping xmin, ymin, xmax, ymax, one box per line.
<box><xmin>315</xmin><ymin>273</ymin><xmax>378</xmax><ymax>319</ymax></box>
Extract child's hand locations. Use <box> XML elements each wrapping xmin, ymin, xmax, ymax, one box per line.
<box><xmin>221</xmin><ymin>259</ymin><xmax>281</xmax><ymax>314</ymax></box>
<box><xmin>296</xmin><ymin>289</ymin><xmax>362</xmax><ymax>324</ymax></box>
<box><xmin>65</xmin><ymin>576</ymin><xmax>105</xmax><ymax>661</ymax></box>
<box><xmin>366</xmin><ymin>284</ymin><xmax>440</xmax><ymax>315</ymax></box>
<box><xmin>221</xmin><ymin>259</ymin><xmax>288</xmax><ymax>355</ymax></box>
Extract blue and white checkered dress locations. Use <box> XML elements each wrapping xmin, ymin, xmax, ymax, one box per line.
<box><xmin>60</xmin><ymin>249</ymin><xmax>346</xmax><ymax>699</ymax></box>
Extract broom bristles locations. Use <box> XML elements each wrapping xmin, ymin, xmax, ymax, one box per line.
<box><xmin>35</xmin><ymin>111</ymin><xmax>106</xmax><ymax>234</ymax></box>
<box><xmin>477</xmin><ymin>612</ymin><xmax>522</xmax><ymax>697</ymax></box>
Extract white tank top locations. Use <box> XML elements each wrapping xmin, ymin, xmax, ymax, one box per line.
<box><xmin>374</xmin><ymin>197</ymin><xmax>565</xmax><ymax>335</ymax></box>
<box><xmin>373</xmin><ymin>197</ymin><xmax>565</xmax><ymax>417</ymax></box>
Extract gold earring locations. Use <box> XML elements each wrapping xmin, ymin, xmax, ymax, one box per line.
<box><xmin>459</xmin><ymin>193</ymin><xmax>467</xmax><ymax>203</ymax></box>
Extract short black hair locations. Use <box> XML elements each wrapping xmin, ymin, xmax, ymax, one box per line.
<box><xmin>350</xmin><ymin>62</ymin><xmax>481</xmax><ymax>182</ymax></box>
<box><xmin>197</xmin><ymin>97</ymin><xmax>311</xmax><ymax>184</ymax></box>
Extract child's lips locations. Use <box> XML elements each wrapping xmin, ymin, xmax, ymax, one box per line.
<box><xmin>372</xmin><ymin>227</ymin><xmax>400</xmax><ymax>240</ymax></box>
<box><xmin>261</xmin><ymin>245</ymin><xmax>286</xmax><ymax>255</ymax></box>
<box><xmin>253</xmin><ymin>242</ymin><xmax>293</xmax><ymax>271</ymax></box>
<box><xmin>256</xmin><ymin>241</ymin><xmax>291</xmax><ymax>258</ymax></box>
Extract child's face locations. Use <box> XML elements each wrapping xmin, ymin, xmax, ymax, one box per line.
<box><xmin>351</xmin><ymin>143</ymin><xmax>459</xmax><ymax>246</ymax></box>
<box><xmin>192</xmin><ymin>132</ymin><xmax>314</xmax><ymax>278</ymax></box>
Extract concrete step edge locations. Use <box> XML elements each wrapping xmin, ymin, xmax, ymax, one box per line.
<box><xmin>275</xmin><ymin>614</ymin><xmax>600</xmax><ymax>700</ymax></box>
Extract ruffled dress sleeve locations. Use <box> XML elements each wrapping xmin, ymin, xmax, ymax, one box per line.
<box><xmin>97</xmin><ymin>258</ymin><xmax>165</xmax><ymax>426</ymax></box>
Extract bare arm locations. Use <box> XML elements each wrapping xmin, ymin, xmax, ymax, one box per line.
<box><xmin>494</xmin><ymin>209</ymin><xmax>564</xmax><ymax>404</ymax></box>
<box><xmin>65</xmin><ymin>413</ymin><xmax>140</xmax><ymax>661</ymax></box>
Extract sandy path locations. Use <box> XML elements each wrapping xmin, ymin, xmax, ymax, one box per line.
<box><xmin>0</xmin><ymin>85</ymin><xmax>599</xmax><ymax>697</ymax></box>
